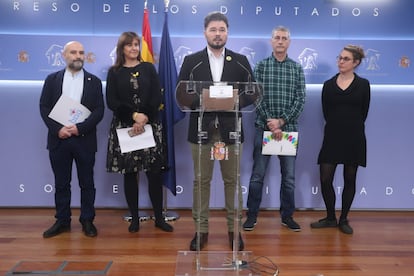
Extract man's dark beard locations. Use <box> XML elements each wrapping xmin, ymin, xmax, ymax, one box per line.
<box><xmin>208</xmin><ymin>42</ymin><xmax>225</xmax><ymax>50</ymax></box>
<box><xmin>68</xmin><ymin>60</ymin><xmax>84</xmax><ymax>71</ymax></box>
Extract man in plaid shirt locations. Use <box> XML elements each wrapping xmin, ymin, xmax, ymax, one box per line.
<box><xmin>243</xmin><ymin>26</ymin><xmax>306</xmax><ymax>232</ymax></box>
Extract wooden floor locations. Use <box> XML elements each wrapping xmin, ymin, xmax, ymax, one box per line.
<box><xmin>0</xmin><ymin>208</ymin><xmax>413</xmax><ymax>276</ymax></box>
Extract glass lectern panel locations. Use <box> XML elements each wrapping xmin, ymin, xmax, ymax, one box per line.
<box><xmin>175</xmin><ymin>81</ymin><xmax>262</xmax><ymax>275</ymax></box>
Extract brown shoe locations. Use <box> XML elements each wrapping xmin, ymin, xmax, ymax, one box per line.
<box><xmin>189</xmin><ymin>232</ymin><xmax>208</xmax><ymax>251</ymax></box>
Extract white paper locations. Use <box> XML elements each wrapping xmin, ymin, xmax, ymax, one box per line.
<box><xmin>48</xmin><ymin>94</ymin><xmax>91</xmax><ymax>126</ymax></box>
<box><xmin>262</xmin><ymin>131</ymin><xmax>298</xmax><ymax>156</ymax></box>
<box><xmin>116</xmin><ymin>125</ymin><xmax>156</xmax><ymax>154</ymax></box>
<box><xmin>209</xmin><ymin>85</ymin><xmax>233</xmax><ymax>98</ymax></box>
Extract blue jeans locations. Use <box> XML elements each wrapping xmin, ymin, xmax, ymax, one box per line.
<box><xmin>246</xmin><ymin>128</ymin><xmax>297</xmax><ymax>219</ymax></box>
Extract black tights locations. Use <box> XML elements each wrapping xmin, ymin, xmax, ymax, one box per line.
<box><xmin>319</xmin><ymin>163</ymin><xmax>358</xmax><ymax>222</ymax></box>
<box><xmin>123</xmin><ymin>171</ymin><xmax>164</xmax><ymax>222</ymax></box>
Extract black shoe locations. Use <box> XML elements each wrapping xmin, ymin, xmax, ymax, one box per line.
<box><xmin>338</xmin><ymin>219</ymin><xmax>353</xmax><ymax>235</ymax></box>
<box><xmin>243</xmin><ymin>216</ymin><xmax>257</xmax><ymax>231</ymax></box>
<box><xmin>128</xmin><ymin>218</ymin><xmax>139</xmax><ymax>233</ymax></box>
<box><xmin>43</xmin><ymin>222</ymin><xmax>71</xmax><ymax>238</ymax></box>
<box><xmin>155</xmin><ymin>219</ymin><xmax>173</xmax><ymax>232</ymax></box>
<box><xmin>228</xmin><ymin>232</ymin><xmax>244</xmax><ymax>251</ymax></box>
<box><xmin>189</xmin><ymin>232</ymin><xmax>208</xmax><ymax>251</ymax></box>
<box><xmin>281</xmin><ymin>217</ymin><xmax>301</xmax><ymax>232</ymax></box>
<box><xmin>310</xmin><ymin>218</ymin><xmax>338</xmax><ymax>228</ymax></box>
<box><xmin>81</xmin><ymin>220</ymin><xmax>97</xmax><ymax>237</ymax></box>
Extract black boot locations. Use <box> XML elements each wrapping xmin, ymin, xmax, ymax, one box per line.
<box><xmin>147</xmin><ymin>171</ymin><xmax>174</xmax><ymax>232</ymax></box>
<box><xmin>228</xmin><ymin>232</ymin><xmax>244</xmax><ymax>251</ymax></box>
<box><xmin>155</xmin><ymin>219</ymin><xmax>173</xmax><ymax>232</ymax></box>
<box><xmin>190</xmin><ymin>232</ymin><xmax>208</xmax><ymax>251</ymax></box>
<box><xmin>129</xmin><ymin>217</ymin><xmax>139</xmax><ymax>233</ymax></box>
<box><xmin>124</xmin><ymin>173</ymin><xmax>139</xmax><ymax>233</ymax></box>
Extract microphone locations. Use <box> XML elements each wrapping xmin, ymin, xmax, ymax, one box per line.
<box><xmin>236</xmin><ymin>61</ymin><xmax>254</xmax><ymax>95</ymax></box>
<box><xmin>187</xmin><ymin>61</ymin><xmax>203</xmax><ymax>93</ymax></box>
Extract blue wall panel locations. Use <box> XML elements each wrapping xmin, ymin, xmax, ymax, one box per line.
<box><xmin>0</xmin><ymin>0</ymin><xmax>413</xmax><ymax>209</ymax></box>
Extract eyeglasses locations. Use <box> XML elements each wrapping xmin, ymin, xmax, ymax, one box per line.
<box><xmin>337</xmin><ymin>56</ymin><xmax>353</xmax><ymax>62</ymax></box>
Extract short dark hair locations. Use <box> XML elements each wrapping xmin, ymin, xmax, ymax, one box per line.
<box><xmin>204</xmin><ymin>11</ymin><xmax>229</xmax><ymax>29</ymax></box>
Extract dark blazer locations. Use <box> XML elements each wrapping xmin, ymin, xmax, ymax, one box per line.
<box><xmin>177</xmin><ymin>48</ymin><xmax>254</xmax><ymax>144</ymax></box>
<box><xmin>39</xmin><ymin>69</ymin><xmax>104</xmax><ymax>152</ymax></box>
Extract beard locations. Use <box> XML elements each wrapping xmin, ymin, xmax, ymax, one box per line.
<box><xmin>208</xmin><ymin>38</ymin><xmax>226</xmax><ymax>50</ymax></box>
<box><xmin>68</xmin><ymin>60</ymin><xmax>84</xmax><ymax>71</ymax></box>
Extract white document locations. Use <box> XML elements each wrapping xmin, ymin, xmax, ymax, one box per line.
<box><xmin>209</xmin><ymin>85</ymin><xmax>233</xmax><ymax>98</ymax></box>
<box><xmin>116</xmin><ymin>124</ymin><xmax>156</xmax><ymax>154</ymax></box>
<box><xmin>262</xmin><ymin>131</ymin><xmax>298</xmax><ymax>156</ymax></box>
<box><xmin>48</xmin><ymin>94</ymin><xmax>91</xmax><ymax>126</ymax></box>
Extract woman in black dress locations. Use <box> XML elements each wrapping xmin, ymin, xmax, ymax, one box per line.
<box><xmin>106</xmin><ymin>31</ymin><xmax>173</xmax><ymax>233</ymax></box>
<box><xmin>311</xmin><ymin>45</ymin><xmax>370</xmax><ymax>234</ymax></box>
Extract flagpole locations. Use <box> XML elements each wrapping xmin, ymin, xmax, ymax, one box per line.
<box><xmin>161</xmin><ymin>0</ymin><xmax>180</xmax><ymax>222</ymax></box>
<box><xmin>162</xmin><ymin>187</ymin><xmax>179</xmax><ymax>221</ymax></box>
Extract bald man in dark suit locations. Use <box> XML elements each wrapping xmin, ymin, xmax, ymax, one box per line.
<box><xmin>40</xmin><ymin>41</ymin><xmax>104</xmax><ymax>238</ymax></box>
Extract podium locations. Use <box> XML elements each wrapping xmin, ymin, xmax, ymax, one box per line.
<box><xmin>175</xmin><ymin>80</ymin><xmax>262</xmax><ymax>275</ymax></box>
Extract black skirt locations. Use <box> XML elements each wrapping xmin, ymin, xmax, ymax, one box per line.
<box><xmin>106</xmin><ymin>116</ymin><xmax>166</xmax><ymax>174</ymax></box>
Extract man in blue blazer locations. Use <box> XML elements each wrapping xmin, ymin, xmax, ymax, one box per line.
<box><xmin>39</xmin><ymin>41</ymin><xmax>104</xmax><ymax>238</ymax></box>
<box><xmin>177</xmin><ymin>12</ymin><xmax>256</xmax><ymax>251</ymax></box>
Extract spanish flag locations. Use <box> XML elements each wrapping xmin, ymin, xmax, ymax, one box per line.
<box><xmin>141</xmin><ymin>6</ymin><xmax>154</xmax><ymax>63</ymax></box>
